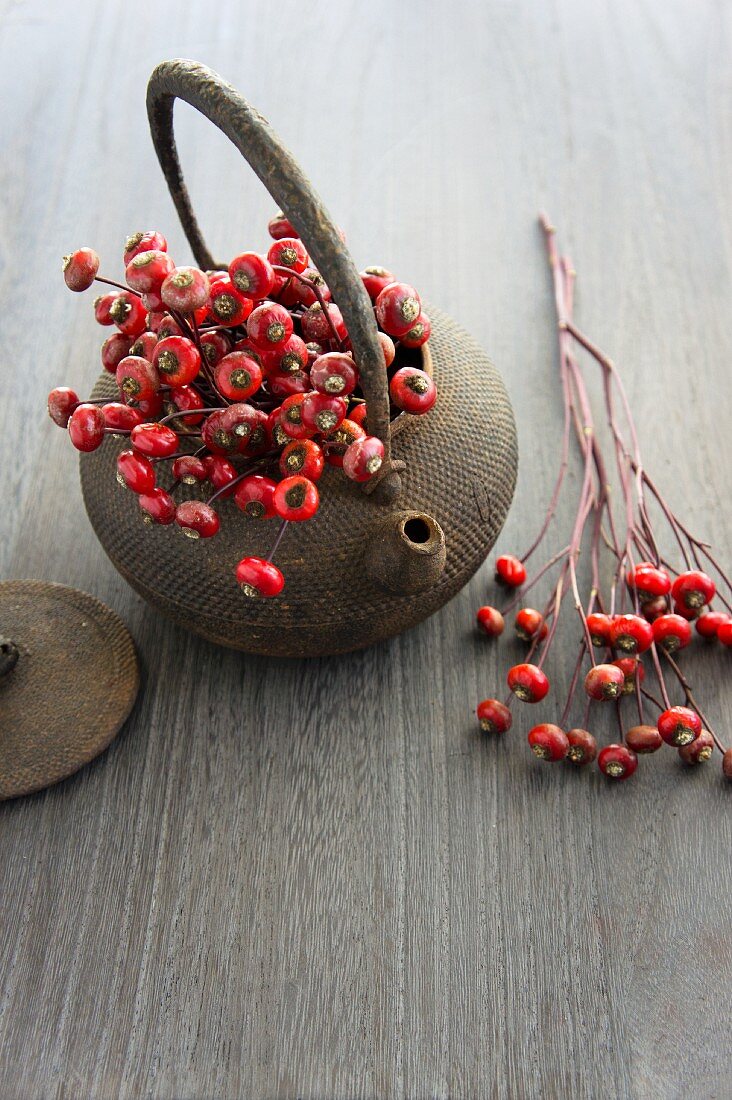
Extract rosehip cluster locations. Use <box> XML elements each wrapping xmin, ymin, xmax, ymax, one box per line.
<box><xmin>50</xmin><ymin>220</ymin><xmax>436</xmax><ymax>597</ymax></box>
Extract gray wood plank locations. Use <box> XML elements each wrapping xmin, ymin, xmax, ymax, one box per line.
<box><xmin>0</xmin><ymin>0</ymin><xmax>730</xmax><ymax>1096</ymax></box>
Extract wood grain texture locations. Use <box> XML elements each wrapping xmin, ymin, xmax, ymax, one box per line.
<box><xmin>0</xmin><ymin>0</ymin><xmax>730</xmax><ymax>1096</ymax></box>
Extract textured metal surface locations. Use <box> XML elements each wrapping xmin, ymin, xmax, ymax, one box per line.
<box><xmin>81</xmin><ymin>306</ymin><xmax>517</xmax><ymax>656</ymax></box>
<box><xmin>0</xmin><ymin>581</ymin><xmax>139</xmax><ymax>800</ymax></box>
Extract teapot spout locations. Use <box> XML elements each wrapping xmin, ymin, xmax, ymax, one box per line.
<box><xmin>365</xmin><ymin>511</ymin><xmax>446</xmax><ymax>596</ymax></box>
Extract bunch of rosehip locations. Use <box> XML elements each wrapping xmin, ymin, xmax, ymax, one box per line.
<box><xmin>47</xmin><ymin>213</ymin><xmax>435</xmax><ymax>597</ymax></box>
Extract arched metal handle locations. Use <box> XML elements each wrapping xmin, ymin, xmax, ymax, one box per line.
<box><xmin>146</xmin><ymin>59</ymin><xmax>400</xmax><ymax>497</ymax></box>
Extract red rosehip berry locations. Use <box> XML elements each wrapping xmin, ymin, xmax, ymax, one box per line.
<box><xmin>156</xmin><ymin>313</ymin><xmax>185</xmax><ymax>340</ymax></box>
<box><xmin>269</xmin><ymin>369</ymin><xmax>310</xmax><ymax>399</ymax></box>
<box><xmin>476</xmin><ymin>698</ymin><xmax>512</xmax><ymax>734</ymax></box>
<box><xmin>641</xmin><ymin>595</ymin><xmax>669</xmax><ymax>622</ymax></box>
<box><xmin>323</xmin><ymin>418</ymin><xmax>365</xmax><ymax>468</ymax></box>
<box><xmin>514</xmin><ymin>608</ymin><xmax>548</xmax><ymax>642</ymax></box>
<box><xmin>626</xmin><ymin>561</ymin><xmax>671</xmax><ymax>599</ymax></box>
<box><xmin>672</xmin><ymin>599</ymin><xmax>699</xmax><ymax>621</ymax></box>
<box><xmin>279</xmin><ymin>439</ymin><xmax>325</xmax><ymax>481</ymax></box>
<box><xmin>234</xmin><ymin>474</ymin><xmax>277</xmax><ymax>519</ymax></box>
<box><xmin>598</xmin><ymin>744</ymin><xmax>638</xmax><ymax>780</ymax></box>
<box><xmin>566</xmin><ymin>728</ymin><xmax>597</xmax><ymax>765</ymax></box>
<box><xmin>476</xmin><ymin>606</ymin><xmax>505</xmax><ymax>637</ymax></box>
<box><xmin>718</xmin><ymin>620</ymin><xmax>732</xmax><ymax>647</ymax></box>
<box><xmin>300</xmin><ymin>302</ymin><xmax>346</xmax><ymax>345</ymax></box>
<box><xmin>209</xmin><ymin>276</ymin><xmax>253</xmax><ymax>327</ymax></box>
<box><xmin>204</xmin><ymin>455</ymin><xmax>239</xmax><ymax>496</ymax></box>
<box><xmin>152</xmin><ymin>336</ymin><xmax>201</xmax><ymax>388</ymax></box>
<box><xmin>201</xmin><ymin>410</ymin><xmax>238</xmax><ymax>456</ymax></box>
<box><xmin>125</xmin><ymin>249</ymin><xmax>175</xmax><ymax>294</ymax></box>
<box><xmin>584</xmin><ymin>663</ymin><xmax>626</xmax><ymax>701</ymax></box>
<box><xmin>378</xmin><ymin>332</ymin><xmax>396</xmax><ymax>369</ymax></box>
<box><xmin>123</xmin><ymin>230</ymin><xmax>167</xmax><ymax>265</ymax></box>
<box><xmin>199</xmin><ymin>329</ymin><xmax>232</xmax><ymax>368</ymax></box>
<box><xmin>214</xmin><ymin>352</ymin><xmax>263</xmax><ymax>402</ymax></box>
<box><xmin>130</xmin><ymin>421</ymin><xmax>179</xmax><ymax>458</ymax></box>
<box><xmin>134</xmin><ymin>392</ymin><xmax>165</xmax><ymax>419</ymax></box>
<box><xmin>399</xmin><ymin>313</ymin><xmax>432</xmax><ymax>349</ymax></box>
<box><xmin>267</xmin><ymin>236</ymin><xmax>309</xmax><ymax>273</ymax></box>
<box><xmin>103</xmin><ymin>402</ymin><xmax>144</xmax><ymax>431</ymax></box>
<box><xmin>292</xmin><ymin>268</ymin><xmax>331</xmax><ymax>308</ymax></box>
<box><xmin>528</xmin><ymin>723</ymin><xmax>569</xmax><ymax>761</ymax></box>
<box><xmin>247</xmin><ymin>301</ymin><xmax>293</xmax><ymax>348</ymax></box>
<box><xmin>138</xmin><ymin>487</ymin><xmax>176</xmax><ymax>525</ymax></box>
<box><xmin>116</xmin><ymin>449</ymin><xmax>156</xmax><ymax>494</ymax></box>
<box><xmin>267</xmin><ymin>212</ymin><xmax>297</xmax><ymax>240</ymax></box>
<box><xmin>343</xmin><ymin>435</ymin><xmax>385</xmax><ymax>482</ymax></box>
<box><xmin>722</xmin><ymin>748</ymin><xmax>732</xmax><ymax>779</ymax></box>
<box><xmin>310</xmin><ymin>352</ymin><xmax>358</xmax><ymax>396</ymax></box>
<box><xmin>62</xmin><ymin>247</ymin><xmax>99</xmax><ymax>291</ymax></box>
<box><xmin>94</xmin><ymin>292</ymin><xmax>117</xmax><ymax>326</ymax></box>
<box><xmin>241</xmin><ymin>408</ymin><xmax>269</xmax><ymax>456</ymax></box>
<box><xmin>235</xmin><ymin>556</ymin><xmax>285</xmax><ymax>598</ymax></box>
<box><xmin>100</xmin><ymin>333</ymin><xmax>132</xmax><ymax>374</ymax></box>
<box><xmin>276</xmin><ymin>394</ymin><xmax>311</xmax><ymax>440</ymax></box>
<box><xmin>47</xmin><ymin>387</ymin><xmax>79</xmax><ymax>427</ymax></box>
<box><xmin>273</xmin><ymin>475</ymin><xmax>319</xmax><ymax>522</ymax></box>
<box><xmin>129</xmin><ymin>331</ymin><xmax>158</xmax><ymax>361</ymax></box>
<box><xmin>612</xmin><ymin>657</ymin><xmax>645</xmax><ymax>696</ymax></box>
<box><xmin>261</xmin><ymin>335</ymin><xmax>309</xmax><ymax>376</ymax></box>
<box><xmin>657</xmin><ymin>706</ymin><xmax>702</xmax><ymax>747</ymax></box>
<box><xmin>507</xmin><ymin>663</ymin><xmax>550</xmax><ymax>703</ymax></box>
<box><xmin>609</xmin><ymin>613</ymin><xmax>653</xmax><ymax>654</ymax></box>
<box><xmin>228</xmin><ymin>251</ymin><xmax>276</xmax><ymax>299</ymax></box>
<box><xmin>110</xmin><ymin>292</ymin><xmax>147</xmax><ymax>338</ymax></box>
<box><xmin>671</xmin><ymin>569</ymin><xmax>716</xmax><ymax>610</ymax></box>
<box><xmin>678</xmin><ymin>729</ymin><xmax>715</xmax><ymax>765</ymax></box>
<box><xmin>495</xmin><ymin>554</ymin><xmax>526</xmax><ymax>588</ymax></box>
<box><xmin>696</xmin><ymin>611</ymin><xmax>729</xmax><ymax>638</ymax></box>
<box><xmin>172</xmin><ymin>455</ymin><xmax>208</xmax><ymax>485</ymax></box>
<box><xmin>301</xmin><ymin>391</ymin><xmax>347</xmax><ymax>434</ymax></box>
<box><xmin>625</xmin><ymin>724</ymin><xmax>663</xmax><ymax>754</ymax></box>
<box><xmin>348</xmin><ymin>403</ymin><xmax>368</xmax><ymax>430</ymax></box>
<box><xmin>360</xmin><ymin>266</ymin><xmax>394</xmax><ymax>300</ymax></box>
<box><xmin>116</xmin><ymin>356</ymin><xmax>160</xmax><ymax>402</ymax></box>
<box><xmin>164</xmin><ymin>384</ymin><xmax>206</xmax><ymax>427</ymax></box>
<box><xmin>68</xmin><ymin>403</ymin><xmax>106</xmax><ymax>451</ymax></box>
<box><xmin>375</xmin><ymin>281</ymin><xmax>422</xmax><ymax>336</ymax></box>
<box><xmin>175</xmin><ymin>500</ymin><xmax>220</xmax><ymax>539</ymax></box>
<box><xmin>586</xmin><ymin>612</ymin><xmax>612</xmax><ymax>647</ymax></box>
<box><xmin>161</xmin><ymin>267</ymin><xmax>210</xmax><ymax>313</ymax></box>
<box><xmin>389</xmin><ymin>366</ymin><xmax>437</xmax><ymax>415</ymax></box>
<box><xmin>652</xmin><ymin>613</ymin><xmax>693</xmax><ymax>653</ymax></box>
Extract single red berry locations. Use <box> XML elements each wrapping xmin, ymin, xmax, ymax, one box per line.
<box><xmin>131</xmin><ymin>421</ymin><xmax>179</xmax><ymax>458</ymax></box>
<box><xmin>348</xmin><ymin>403</ymin><xmax>368</xmax><ymax>430</ymax></box>
<box><xmin>672</xmin><ymin>599</ymin><xmax>699</xmax><ymax>621</ymax></box>
<box><xmin>718</xmin><ymin>620</ymin><xmax>732</xmax><ymax>647</ymax></box>
<box><xmin>116</xmin><ymin>356</ymin><xmax>160</xmax><ymax>402</ymax></box>
<box><xmin>389</xmin><ymin>366</ymin><xmax>437</xmax><ymax>414</ymax></box>
<box><xmin>641</xmin><ymin>595</ymin><xmax>669</xmax><ymax>622</ymax></box>
<box><xmin>609</xmin><ymin>613</ymin><xmax>653</xmax><ymax>654</ymax></box>
<box><xmin>129</xmin><ymin>331</ymin><xmax>158</xmax><ymax>361</ymax></box>
<box><xmin>586</xmin><ymin>612</ymin><xmax>612</xmax><ymax>646</ymax></box>
<box><xmin>201</xmin><ymin>410</ymin><xmax>239</xmax><ymax>456</ymax></box>
<box><xmin>514</xmin><ymin>608</ymin><xmax>548</xmax><ymax>642</ymax></box>
<box><xmin>476</xmin><ymin>698</ymin><xmax>512</xmax><ymax>734</ymax></box>
<box><xmin>679</xmin><ymin>729</ymin><xmax>715</xmax><ymax>765</ymax></box>
<box><xmin>360</xmin><ymin>266</ymin><xmax>394</xmax><ymax>300</ymax></box>
<box><xmin>696</xmin><ymin>611</ymin><xmax>729</xmax><ymax>638</ymax></box>
<box><xmin>247</xmin><ymin>301</ymin><xmax>294</xmax><ymax>348</ymax></box>
<box><xmin>241</xmin><ymin>408</ymin><xmax>270</xmax><ymax>456</ymax></box>
<box><xmin>204</xmin><ymin>456</ymin><xmax>238</xmax><ymax>497</ymax></box>
<box><xmin>229</xmin><ymin>251</ymin><xmax>276</xmax><ymax>299</ymax></box>
<box><xmin>612</xmin><ymin>657</ymin><xmax>645</xmax><ymax>696</ymax></box>
<box><xmin>110</xmin><ymin>292</ymin><xmax>147</xmax><ymax>338</ymax></box>
<box><xmin>652</xmin><ymin>613</ymin><xmax>693</xmax><ymax>653</ymax></box>
<box><xmin>399</xmin><ymin>313</ymin><xmax>432</xmax><ymax>349</ymax></box>
<box><xmin>671</xmin><ymin>570</ymin><xmax>716</xmax><ymax>610</ymax></box>
<box><xmin>301</xmin><ymin>391</ymin><xmax>347</xmax><ymax>434</ymax></box>
<box><xmin>598</xmin><ymin>744</ymin><xmax>638</xmax><ymax>780</ymax></box>
<box><xmin>310</xmin><ymin>352</ymin><xmax>358</xmax><ymax>396</ymax></box>
<box><xmin>94</xmin><ymin>292</ymin><xmax>118</xmax><ymax>325</ymax></box>
<box><xmin>378</xmin><ymin>332</ymin><xmax>396</xmax><ymax>368</ymax></box>
<box><xmin>261</xmin><ymin>334</ymin><xmax>309</xmax><ymax>376</ymax></box>
<box><xmin>124</xmin><ymin>230</ymin><xmax>167</xmax><ymax>265</ymax></box>
<box><xmin>141</xmin><ymin>290</ymin><xmax>164</xmax><ymax>313</ymax></box>
<box><xmin>100</xmin><ymin>333</ymin><xmax>133</xmax><ymax>374</ymax></box>
<box><xmin>199</xmin><ymin>329</ymin><xmax>232</xmax><ymax>368</ymax></box>
<box><xmin>209</xmin><ymin>276</ymin><xmax>253</xmax><ymax>327</ymax></box>
<box><xmin>152</xmin><ymin>336</ymin><xmax>201</xmax><ymax>387</ymax></box>
<box><xmin>155</xmin><ymin>313</ymin><xmax>185</xmax><ymax>340</ymax></box>
<box><xmin>625</xmin><ymin>724</ymin><xmax>663</xmax><ymax>754</ymax></box>
<box><xmin>292</xmin><ymin>268</ymin><xmax>331</xmax><ymax>307</ymax></box>
<box><xmin>102</xmin><ymin>402</ymin><xmax>144</xmax><ymax>431</ymax></box>
<box><xmin>657</xmin><ymin>706</ymin><xmax>702</xmax><ymax>747</ymax></box>
<box><xmin>279</xmin><ymin>439</ymin><xmax>325</xmax><ymax>481</ymax></box>
<box><xmin>273</xmin><ymin>475</ymin><xmax>319</xmax><ymax>522</ymax></box>
<box><xmin>134</xmin><ymin>392</ymin><xmax>164</xmax><ymax>419</ymax></box>
<box><xmin>375</xmin><ymin>281</ymin><xmax>422</xmax><ymax>336</ymax></box>
<box><xmin>125</xmin><ymin>249</ymin><xmax>174</xmax><ymax>294</ymax></box>
<box><xmin>234</xmin><ymin>474</ymin><xmax>277</xmax><ymax>519</ymax></box>
<box><xmin>224</xmin><ymin>403</ymin><xmax>263</xmax><ymax>451</ymax></box>
<box><xmin>528</xmin><ymin>723</ymin><xmax>569</xmax><ymax>762</ymax></box>
<box><xmin>277</xmin><ymin>393</ymin><xmax>312</xmax><ymax>440</ymax></box>
<box><xmin>584</xmin><ymin>663</ymin><xmax>625</xmax><ymax>701</ymax></box>
<box><xmin>722</xmin><ymin>748</ymin><xmax>732</xmax><ymax>779</ymax></box>
<box><xmin>236</xmin><ymin>556</ymin><xmax>285</xmax><ymax>598</ymax></box>
<box><xmin>214</xmin><ymin>352</ymin><xmax>263</xmax><ymax>401</ymax></box>
<box><xmin>300</xmin><ymin>302</ymin><xmax>346</xmax><ymax>345</ymax></box>
<box><xmin>566</xmin><ymin>728</ymin><xmax>597</xmax><ymax>765</ymax></box>
<box><xmin>626</xmin><ymin>561</ymin><xmax>671</xmax><ymax>599</ymax></box>
<box><xmin>172</xmin><ymin>455</ymin><xmax>208</xmax><ymax>485</ymax></box>
<box><xmin>343</xmin><ymin>435</ymin><xmax>385</xmax><ymax>482</ymax></box>
<box><xmin>323</xmin><ymin>418</ymin><xmax>365</xmax><ymax>467</ymax></box>
<box><xmin>175</xmin><ymin>500</ymin><xmax>220</xmax><ymax>539</ymax></box>
<box><xmin>269</xmin><ymin>368</ymin><xmax>311</xmax><ymax>399</ymax></box>
<box><xmin>138</xmin><ymin>487</ymin><xmax>176</xmax><ymax>525</ymax></box>
<box><xmin>271</xmin><ymin>270</ymin><xmax>300</xmax><ymax>305</ymax></box>
<box><xmin>268</xmin><ymin>212</ymin><xmax>297</xmax><ymax>240</ymax></box>
<box><xmin>68</xmin><ymin>403</ymin><xmax>106</xmax><ymax>451</ymax></box>
<box><xmin>116</xmin><ymin>449</ymin><xmax>156</xmax><ymax>493</ymax></box>
<box><xmin>164</xmin><ymin>385</ymin><xmax>206</xmax><ymax>428</ymax></box>
<box><xmin>495</xmin><ymin>554</ymin><xmax>526</xmax><ymax>588</ymax></box>
<box><xmin>62</xmin><ymin>247</ymin><xmax>99</xmax><ymax>291</ymax></box>
<box><xmin>47</xmin><ymin>387</ymin><xmax>79</xmax><ymax>427</ymax></box>
<box><xmin>161</xmin><ymin>267</ymin><xmax>210</xmax><ymax>313</ymax></box>
<box><xmin>476</xmin><ymin>606</ymin><xmax>505</xmax><ymax>637</ymax></box>
<box><xmin>267</xmin><ymin>408</ymin><xmax>290</xmax><ymax>449</ymax></box>
<box><xmin>507</xmin><ymin>663</ymin><xmax>549</xmax><ymax>703</ymax></box>
<box><xmin>267</xmin><ymin>236</ymin><xmax>309</xmax><ymax>273</ymax></box>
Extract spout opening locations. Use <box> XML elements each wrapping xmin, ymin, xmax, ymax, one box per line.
<box><xmin>402</xmin><ymin>516</ymin><xmax>432</xmax><ymax>545</ymax></box>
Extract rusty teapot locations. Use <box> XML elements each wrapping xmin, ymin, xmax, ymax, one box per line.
<box><xmin>80</xmin><ymin>60</ymin><xmax>517</xmax><ymax>657</ymax></box>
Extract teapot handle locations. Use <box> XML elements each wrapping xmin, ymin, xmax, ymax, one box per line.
<box><xmin>146</xmin><ymin>59</ymin><xmax>401</xmax><ymax>499</ymax></box>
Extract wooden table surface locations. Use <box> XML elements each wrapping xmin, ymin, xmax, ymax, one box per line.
<box><xmin>1</xmin><ymin>2</ymin><xmax>731</xmax><ymax>1097</ymax></box>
